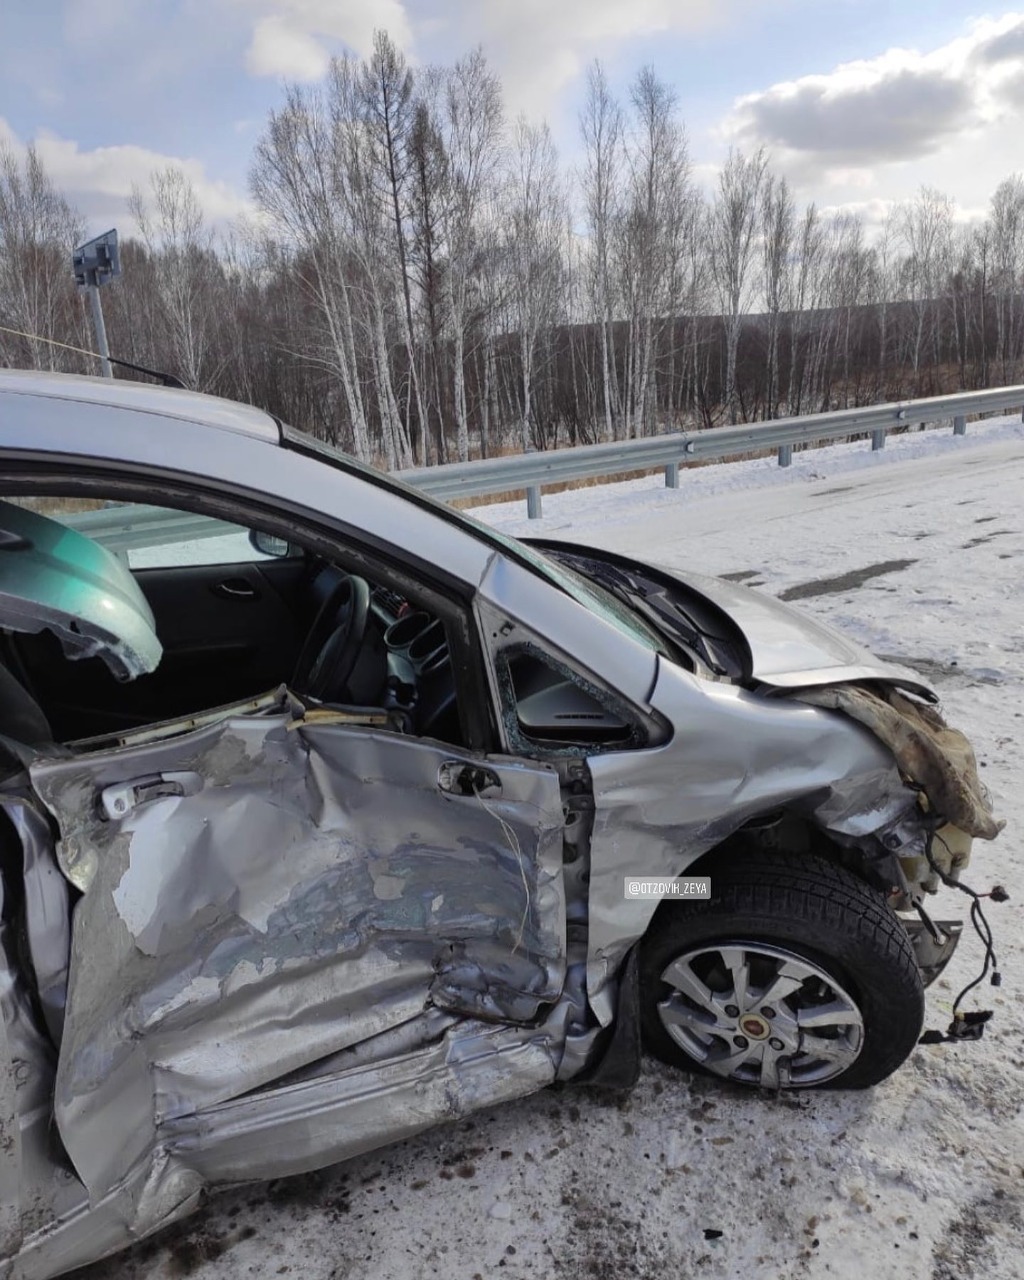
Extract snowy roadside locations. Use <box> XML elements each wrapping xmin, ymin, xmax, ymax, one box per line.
<box><xmin>95</xmin><ymin>420</ymin><xmax>1024</xmax><ymax>1280</ymax></box>
<box><xmin>475</xmin><ymin>410</ymin><xmax>1024</xmax><ymax>538</ymax></box>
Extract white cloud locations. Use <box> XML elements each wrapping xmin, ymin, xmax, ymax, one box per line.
<box><xmin>704</xmin><ymin>12</ymin><xmax>1024</xmax><ymax>225</ymax></box>
<box><xmin>972</xmin><ymin>17</ymin><xmax>1024</xmax><ymax>64</ymax></box>
<box><xmin>0</xmin><ymin>121</ymin><xmax>251</xmax><ymax>233</ymax></box>
<box><xmin>232</xmin><ymin>0</ymin><xmax>414</xmax><ymax>78</ymax></box>
<box><xmin>246</xmin><ymin>15</ymin><xmax>331</xmax><ymax>79</ymax></box>
<box><xmin>816</xmin><ymin>198</ymin><xmax>896</xmax><ymax>235</ymax></box>
<box><xmin>232</xmin><ymin>0</ymin><xmax>720</xmax><ymax>105</ymax></box>
<box><xmin>823</xmin><ymin>168</ymin><xmax>877</xmax><ymax>190</ymax></box>
<box><xmin>816</xmin><ymin>194</ymin><xmax>990</xmax><ymax>238</ymax></box>
<box><xmin>446</xmin><ymin>0</ymin><xmax>755</xmax><ymax>119</ymax></box>
<box><xmin>230</xmin><ymin>0</ymin><xmax>727</xmax><ymax>112</ymax></box>
<box><xmin>723</xmin><ymin>13</ymin><xmax>1024</xmax><ymax>169</ymax></box>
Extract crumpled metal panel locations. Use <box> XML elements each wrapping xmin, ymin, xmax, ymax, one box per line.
<box><xmin>637</xmin><ymin>564</ymin><xmax>936</xmax><ymax>696</ymax></box>
<box><xmin>0</xmin><ymin>962</ymin><xmax>22</xmax><ymax>1270</ymax></box>
<box><xmin>0</xmin><ymin>850</ymin><xmax>70</xmax><ymax>1272</ymax></box>
<box><xmin>0</xmin><ymin>500</ymin><xmax>161</xmax><ymax>681</ymax></box>
<box><xmin>584</xmin><ymin>660</ymin><xmax>920</xmax><ymax>1022</ymax></box>
<box><xmin>1</xmin><ymin>798</ymin><xmax>69</xmax><ymax>1047</ymax></box>
<box><xmin>796</xmin><ymin>683</ymin><xmax>1003</xmax><ymax>841</ymax></box>
<box><xmin>15</xmin><ymin>1149</ymin><xmax>203</xmax><ymax>1280</ymax></box>
<box><xmin>164</xmin><ymin>1014</ymin><xmax>562</xmax><ymax>1187</ymax></box>
<box><xmin>28</xmin><ymin>709</ymin><xmax>565</xmax><ymax>1204</ymax></box>
<box><xmin>8</xmin><ymin>1008</ymin><xmax>564</xmax><ymax>1277</ymax></box>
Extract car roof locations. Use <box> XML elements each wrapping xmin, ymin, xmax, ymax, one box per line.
<box><xmin>0</xmin><ymin>369</ymin><xmax>659</xmax><ymax>704</ymax></box>
<box><xmin>0</xmin><ymin>369</ymin><xmax>281</xmax><ymax>444</ymax></box>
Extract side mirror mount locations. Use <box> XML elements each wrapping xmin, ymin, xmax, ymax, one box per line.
<box><xmin>249</xmin><ymin>529</ymin><xmax>293</xmax><ymax>558</ymax></box>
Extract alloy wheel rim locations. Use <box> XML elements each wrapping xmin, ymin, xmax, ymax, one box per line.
<box><xmin>657</xmin><ymin>941</ymin><xmax>865</xmax><ymax>1089</ymax></box>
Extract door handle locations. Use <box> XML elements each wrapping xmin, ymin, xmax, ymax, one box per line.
<box><xmin>437</xmin><ymin>762</ymin><xmax>502</xmax><ymax>797</ymax></box>
<box><xmin>100</xmin><ymin>772</ymin><xmax>203</xmax><ymax>819</ymax></box>
<box><xmin>212</xmin><ymin>578</ymin><xmax>258</xmax><ymax>600</ymax></box>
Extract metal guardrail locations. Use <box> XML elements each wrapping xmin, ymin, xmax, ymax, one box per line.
<box><xmin>67</xmin><ymin>505</ymin><xmax>244</xmax><ymax>553</ymax></box>
<box><xmin>395</xmin><ymin>385</ymin><xmax>1024</xmax><ymax>516</ymax></box>
<box><xmin>60</xmin><ymin>385</ymin><xmax>1024</xmax><ymax>551</ymax></box>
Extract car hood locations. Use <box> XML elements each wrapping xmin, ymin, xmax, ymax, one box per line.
<box><xmin>524</xmin><ymin>539</ymin><xmax>935</xmax><ymax>700</ymax></box>
<box><xmin>661</xmin><ymin>565</ymin><xmax>934</xmax><ymax>696</ymax></box>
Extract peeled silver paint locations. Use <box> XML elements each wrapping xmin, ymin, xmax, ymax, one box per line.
<box><xmin>27</xmin><ymin>709</ymin><xmax>566</xmax><ymax>1207</ymax></box>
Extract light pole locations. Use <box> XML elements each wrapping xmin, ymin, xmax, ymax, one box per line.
<box><xmin>72</xmin><ymin>229</ymin><xmax>121</xmax><ymax>378</ymax></box>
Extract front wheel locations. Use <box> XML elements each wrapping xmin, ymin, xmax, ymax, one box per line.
<box><xmin>639</xmin><ymin>854</ymin><xmax>925</xmax><ymax>1090</ymax></box>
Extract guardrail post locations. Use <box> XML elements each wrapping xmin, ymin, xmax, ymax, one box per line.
<box><xmin>777</xmin><ymin>444</ymin><xmax>792</xmax><ymax>467</ymax></box>
<box><xmin>523</xmin><ymin>443</ymin><xmax>543</xmax><ymax>518</ymax></box>
<box><xmin>665</xmin><ymin>462</ymin><xmax>679</xmax><ymax>488</ymax></box>
<box><xmin>953</xmin><ymin>414</ymin><xmax>966</xmax><ymax>436</ymax></box>
<box><xmin>871</xmin><ymin>429</ymin><xmax>885</xmax><ymax>450</ymax></box>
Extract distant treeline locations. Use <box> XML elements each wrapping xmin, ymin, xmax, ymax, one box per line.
<box><xmin>2</xmin><ymin>34</ymin><xmax>1023</xmax><ymax>467</ymax></box>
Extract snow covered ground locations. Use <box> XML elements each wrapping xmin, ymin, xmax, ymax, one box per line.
<box><xmin>95</xmin><ymin>417</ymin><xmax>1024</xmax><ymax>1280</ymax></box>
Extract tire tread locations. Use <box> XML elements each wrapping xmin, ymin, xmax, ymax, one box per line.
<box><xmin>639</xmin><ymin>853</ymin><xmax>924</xmax><ymax>1090</ymax></box>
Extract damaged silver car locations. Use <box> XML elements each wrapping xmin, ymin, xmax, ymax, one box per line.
<box><xmin>0</xmin><ymin>369</ymin><xmax>1002</xmax><ymax>1277</ymax></box>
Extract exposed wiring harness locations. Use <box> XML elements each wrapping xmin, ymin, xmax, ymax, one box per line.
<box><xmin>918</xmin><ymin>825</ymin><xmax>1007</xmax><ymax>1045</ymax></box>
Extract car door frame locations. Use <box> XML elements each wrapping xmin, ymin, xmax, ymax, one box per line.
<box><xmin>0</xmin><ymin>458</ymin><xmax>502</xmax><ymax>753</ymax></box>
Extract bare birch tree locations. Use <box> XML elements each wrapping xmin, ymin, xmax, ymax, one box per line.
<box><xmin>360</xmin><ymin>30</ymin><xmax>427</xmax><ymax>462</ymax></box>
<box><xmin>407</xmin><ymin>87</ymin><xmax>450</xmax><ymax>462</ymax></box>
<box><xmin>250</xmin><ymin>79</ymin><xmax>372</xmax><ymax>460</ymax></box>
<box><xmin>990</xmin><ymin>174</ymin><xmax>1024</xmax><ymax>381</ymax></box>
<box><xmin>128</xmin><ymin>167</ymin><xmax>221</xmax><ymax>389</ymax></box>
<box><xmin>504</xmin><ymin>118</ymin><xmax>565</xmax><ymax>450</ymax></box>
<box><xmin>441</xmin><ymin>48</ymin><xmax>504</xmax><ymax>461</ymax></box>
<box><xmin>827</xmin><ymin>213</ymin><xmax>872</xmax><ymax>405</ymax></box>
<box><xmin>616</xmin><ymin>67</ymin><xmax>689</xmax><ymax>436</ymax></box>
<box><xmin>0</xmin><ymin>144</ymin><xmax>83</xmax><ymax>371</ymax></box>
<box><xmin>760</xmin><ymin>173</ymin><xmax>793</xmax><ymax>419</ymax></box>
<box><xmin>711</xmin><ymin>147</ymin><xmax>768</xmax><ymax>424</ymax></box>
<box><xmin>579</xmin><ymin>61</ymin><xmax>623</xmax><ymax>439</ymax></box>
<box><xmin>895</xmin><ymin>186</ymin><xmax>954</xmax><ymax>387</ymax></box>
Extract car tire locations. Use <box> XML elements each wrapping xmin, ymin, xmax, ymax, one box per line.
<box><xmin>639</xmin><ymin>853</ymin><xmax>925</xmax><ymax>1090</ymax></box>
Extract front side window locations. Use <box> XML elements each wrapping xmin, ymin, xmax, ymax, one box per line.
<box><xmin>9</xmin><ymin>497</ymin><xmax>287</xmax><ymax>570</ymax></box>
<box><xmin>0</xmin><ymin>490</ymin><xmax>469</xmax><ymax>750</ymax></box>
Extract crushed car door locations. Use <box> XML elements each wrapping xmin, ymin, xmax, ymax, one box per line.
<box><xmin>28</xmin><ymin>706</ymin><xmax>566</xmax><ymax>1202</ymax></box>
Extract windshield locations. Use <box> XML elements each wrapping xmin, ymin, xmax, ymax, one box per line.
<box><xmin>282</xmin><ymin>428</ymin><xmax>667</xmax><ymax>655</ymax></box>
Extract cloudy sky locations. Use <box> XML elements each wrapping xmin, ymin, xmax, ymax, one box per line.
<box><xmin>1</xmin><ymin>1</ymin><xmax>1022</xmax><ymax>235</ymax></box>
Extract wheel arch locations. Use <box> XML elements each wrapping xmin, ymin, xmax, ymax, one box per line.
<box><xmin>642</xmin><ymin>807</ymin><xmax>900</xmax><ymax>941</ymax></box>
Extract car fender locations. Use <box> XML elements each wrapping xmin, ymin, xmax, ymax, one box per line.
<box><xmin>583</xmin><ymin>658</ymin><xmax>918</xmax><ymax>1023</ymax></box>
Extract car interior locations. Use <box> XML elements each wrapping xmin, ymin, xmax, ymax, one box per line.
<box><xmin>3</xmin><ymin>561</ymin><xmax>467</xmax><ymax>750</ymax></box>
<box><xmin>0</xmin><ymin>495</ymin><xmax>639</xmax><ymax>759</ymax></box>
<box><xmin>0</xmin><ymin>495</ymin><xmax>469</xmax><ymax>752</ymax></box>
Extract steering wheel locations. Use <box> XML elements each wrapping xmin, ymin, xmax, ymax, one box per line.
<box><xmin>292</xmin><ymin>573</ymin><xmax>371</xmax><ymax>702</ymax></box>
